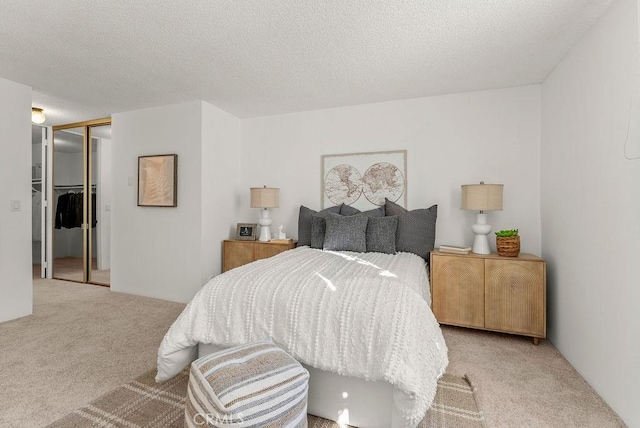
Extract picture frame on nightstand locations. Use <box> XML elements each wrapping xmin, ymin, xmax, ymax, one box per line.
<box><xmin>236</xmin><ymin>223</ymin><xmax>257</xmax><ymax>240</ymax></box>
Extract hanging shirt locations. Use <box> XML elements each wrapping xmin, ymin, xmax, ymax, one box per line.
<box><xmin>54</xmin><ymin>192</ymin><xmax>97</xmax><ymax>229</ymax></box>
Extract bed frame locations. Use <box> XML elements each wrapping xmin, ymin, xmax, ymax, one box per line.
<box><xmin>198</xmin><ymin>343</ymin><xmax>403</xmax><ymax>427</ymax></box>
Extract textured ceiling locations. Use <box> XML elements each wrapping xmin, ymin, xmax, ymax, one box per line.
<box><xmin>0</xmin><ymin>0</ymin><xmax>614</xmax><ymax>125</ymax></box>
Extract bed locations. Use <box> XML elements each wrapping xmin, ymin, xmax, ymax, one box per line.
<box><xmin>157</xmin><ymin>246</ymin><xmax>448</xmax><ymax>427</ymax></box>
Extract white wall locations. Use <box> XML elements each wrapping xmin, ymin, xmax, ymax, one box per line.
<box><xmin>111</xmin><ymin>101</ymin><xmax>204</xmax><ymax>302</ymax></box>
<box><xmin>240</xmin><ymin>85</ymin><xmax>542</xmax><ymax>254</ymax></box>
<box><xmin>111</xmin><ymin>101</ymin><xmax>243</xmax><ymax>302</ymax></box>
<box><xmin>0</xmin><ymin>77</ymin><xmax>32</xmax><ymax>323</ymax></box>
<box><xmin>541</xmin><ymin>0</ymin><xmax>640</xmax><ymax>425</ymax></box>
<box><xmin>32</xmin><ymin>142</ymin><xmax>42</xmax><ymax>174</ymax></box>
<box><xmin>54</xmin><ymin>151</ymin><xmax>85</xmax><ymax>186</ymax></box>
<box><xmin>200</xmin><ymin>102</ymin><xmax>242</xmax><ymax>284</ymax></box>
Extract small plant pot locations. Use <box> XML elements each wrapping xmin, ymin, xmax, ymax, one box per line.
<box><xmin>496</xmin><ymin>236</ymin><xmax>520</xmax><ymax>257</ymax></box>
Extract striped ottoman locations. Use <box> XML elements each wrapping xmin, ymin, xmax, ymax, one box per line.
<box><xmin>185</xmin><ymin>340</ymin><xmax>309</xmax><ymax>428</ymax></box>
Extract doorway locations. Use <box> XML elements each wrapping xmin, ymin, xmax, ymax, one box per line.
<box><xmin>31</xmin><ymin>125</ymin><xmax>46</xmax><ymax>279</ymax></box>
<box><xmin>51</xmin><ymin>119</ymin><xmax>111</xmax><ymax>286</ymax></box>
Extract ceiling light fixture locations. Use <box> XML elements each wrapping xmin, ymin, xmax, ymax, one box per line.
<box><xmin>31</xmin><ymin>107</ymin><xmax>46</xmax><ymax>124</ymax></box>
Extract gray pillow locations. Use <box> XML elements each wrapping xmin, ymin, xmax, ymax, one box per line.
<box><xmin>339</xmin><ymin>204</ymin><xmax>361</xmax><ymax>216</ymax></box>
<box><xmin>323</xmin><ymin>213</ymin><xmax>368</xmax><ymax>252</ymax></box>
<box><xmin>340</xmin><ymin>205</ymin><xmax>386</xmax><ymax>217</ymax></box>
<box><xmin>310</xmin><ymin>215</ymin><xmax>327</xmax><ymax>249</ymax></box>
<box><xmin>385</xmin><ymin>198</ymin><xmax>437</xmax><ymax>260</ymax></box>
<box><xmin>362</xmin><ymin>206</ymin><xmax>385</xmax><ymax>217</ymax></box>
<box><xmin>297</xmin><ymin>205</ymin><xmax>341</xmax><ymax>246</ymax></box>
<box><xmin>311</xmin><ymin>206</ymin><xmax>384</xmax><ymax>249</ymax></box>
<box><xmin>366</xmin><ymin>216</ymin><xmax>398</xmax><ymax>254</ymax></box>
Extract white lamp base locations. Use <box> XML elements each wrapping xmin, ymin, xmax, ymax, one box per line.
<box><xmin>258</xmin><ymin>208</ymin><xmax>272</xmax><ymax>242</ymax></box>
<box><xmin>471</xmin><ymin>213</ymin><xmax>492</xmax><ymax>255</ymax></box>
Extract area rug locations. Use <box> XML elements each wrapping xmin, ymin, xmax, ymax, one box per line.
<box><xmin>47</xmin><ymin>369</ymin><xmax>485</xmax><ymax>427</ymax></box>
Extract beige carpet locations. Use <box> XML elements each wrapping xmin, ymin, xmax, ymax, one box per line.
<box><xmin>442</xmin><ymin>326</ymin><xmax>625</xmax><ymax>427</ymax></box>
<box><xmin>46</xmin><ymin>369</ymin><xmax>484</xmax><ymax>428</ymax></box>
<box><xmin>0</xmin><ymin>274</ymin><xmax>626</xmax><ymax>428</ymax></box>
<box><xmin>0</xmin><ymin>277</ymin><xmax>184</xmax><ymax>428</ymax></box>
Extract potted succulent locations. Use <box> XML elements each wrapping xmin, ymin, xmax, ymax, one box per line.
<box><xmin>495</xmin><ymin>229</ymin><xmax>520</xmax><ymax>257</ymax></box>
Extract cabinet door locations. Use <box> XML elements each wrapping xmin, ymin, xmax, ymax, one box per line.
<box><xmin>223</xmin><ymin>241</ymin><xmax>254</xmax><ymax>272</ymax></box>
<box><xmin>485</xmin><ymin>259</ymin><xmax>545</xmax><ymax>336</ymax></box>
<box><xmin>254</xmin><ymin>243</ymin><xmax>288</xmax><ymax>261</ymax></box>
<box><xmin>432</xmin><ymin>255</ymin><xmax>485</xmax><ymax>328</ymax></box>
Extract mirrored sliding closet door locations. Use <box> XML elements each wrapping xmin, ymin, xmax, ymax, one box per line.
<box><xmin>88</xmin><ymin>124</ymin><xmax>112</xmax><ymax>286</ymax></box>
<box><xmin>51</xmin><ymin>119</ymin><xmax>111</xmax><ymax>286</ymax></box>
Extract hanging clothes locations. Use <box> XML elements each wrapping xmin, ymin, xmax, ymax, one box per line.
<box><xmin>55</xmin><ymin>192</ymin><xmax>71</xmax><ymax>229</ymax></box>
<box><xmin>91</xmin><ymin>192</ymin><xmax>97</xmax><ymax>228</ymax></box>
<box><xmin>55</xmin><ymin>191</ymin><xmax>97</xmax><ymax>229</ymax></box>
<box><xmin>71</xmin><ymin>193</ymin><xmax>82</xmax><ymax>228</ymax></box>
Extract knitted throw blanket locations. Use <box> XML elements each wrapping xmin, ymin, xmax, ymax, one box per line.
<box><xmin>157</xmin><ymin>247</ymin><xmax>448</xmax><ymax>427</ymax></box>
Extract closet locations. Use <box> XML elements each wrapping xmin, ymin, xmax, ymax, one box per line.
<box><xmin>31</xmin><ymin>125</ymin><xmax>45</xmax><ymax>278</ymax></box>
<box><xmin>51</xmin><ymin>119</ymin><xmax>111</xmax><ymax>286</ymax></box>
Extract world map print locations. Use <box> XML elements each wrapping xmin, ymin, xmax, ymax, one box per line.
<box><xmin>324</xmin><ymin>161</ymin><xmax>405</xmax><ymax>207</ymax></box>
<box><xmin>322</xmin><ymin>150</ymin><xmax>407</xmax><ymax>210</ymax></box>
<box><xmin>362</xmin><ymin>162</ymin><xmax>404</xmax><ymax>205</ymax></box>
<box><xmin>324</xmin><ymin>164</ymin><xmax>363</xmax><ymax>205</ymax></box>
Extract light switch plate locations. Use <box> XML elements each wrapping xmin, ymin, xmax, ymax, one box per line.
<box><xmin>10</xmin><ymin>200</ymin><xmax>21</xmax><ymax>211</ymax></box>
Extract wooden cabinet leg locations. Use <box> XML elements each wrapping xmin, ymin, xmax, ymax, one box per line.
<box><xmin>533</xmin><ymin>337</ymin><xmax>539</xmax><ymax>346</ymax></box>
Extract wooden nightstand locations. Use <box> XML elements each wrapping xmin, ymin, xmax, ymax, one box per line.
<box><xmin>222</xmin><ymin>240</ymin><xmax>297</xmax><ymax>272</ymax></box>
<box><xmin>430</xmin><ymin>250</ymin><xmax>546</xmax><ymax>344</ymax></box>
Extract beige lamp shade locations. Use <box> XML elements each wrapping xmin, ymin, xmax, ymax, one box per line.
<box><xmin>250</xmin><ymin>187</ymin><xmax>280</xmax><ymax>208</ymax></box>
<box><xmin>461</xmin><ymin>183</ymin><xmax>503</xmax><ymax>211</ymax></box>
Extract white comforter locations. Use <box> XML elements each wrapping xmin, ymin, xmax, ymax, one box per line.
<box><xmin>157</xmin><ymin>247</ymin><xmax>448</xmax><ymax>426</ymax></box>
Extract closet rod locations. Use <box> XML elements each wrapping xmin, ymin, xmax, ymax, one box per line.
<box><xmin>54</xmin><ymin>184</ymin><xmax>96</xmax><ymax>189</ymax></box>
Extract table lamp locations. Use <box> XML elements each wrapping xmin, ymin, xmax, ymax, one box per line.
<box><xmin>461</xmin><ymin>182</ymin><xmax>503</xmax><ymax>254</ymax></box>
<box><xmin>250</xmin><ymin>186</ymin><xmax>280</xmax><ymax>242</ymax></box>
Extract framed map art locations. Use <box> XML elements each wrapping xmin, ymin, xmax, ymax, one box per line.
<box><xmin>321</xmin><ymin>150</ymin><xmax>407</xmax><ymax>210</ymax></box>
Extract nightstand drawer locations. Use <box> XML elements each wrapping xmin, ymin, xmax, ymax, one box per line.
<box><xmin>222</xmin><ymin>240</ymin><xmax>296</xmax><ymax>272</ymax></box>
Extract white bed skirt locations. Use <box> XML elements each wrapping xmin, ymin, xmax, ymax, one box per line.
<box><xmin>198</xmin><ymin>343</ymin><xmax>406</xmax><ymax>428</ymax></box>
